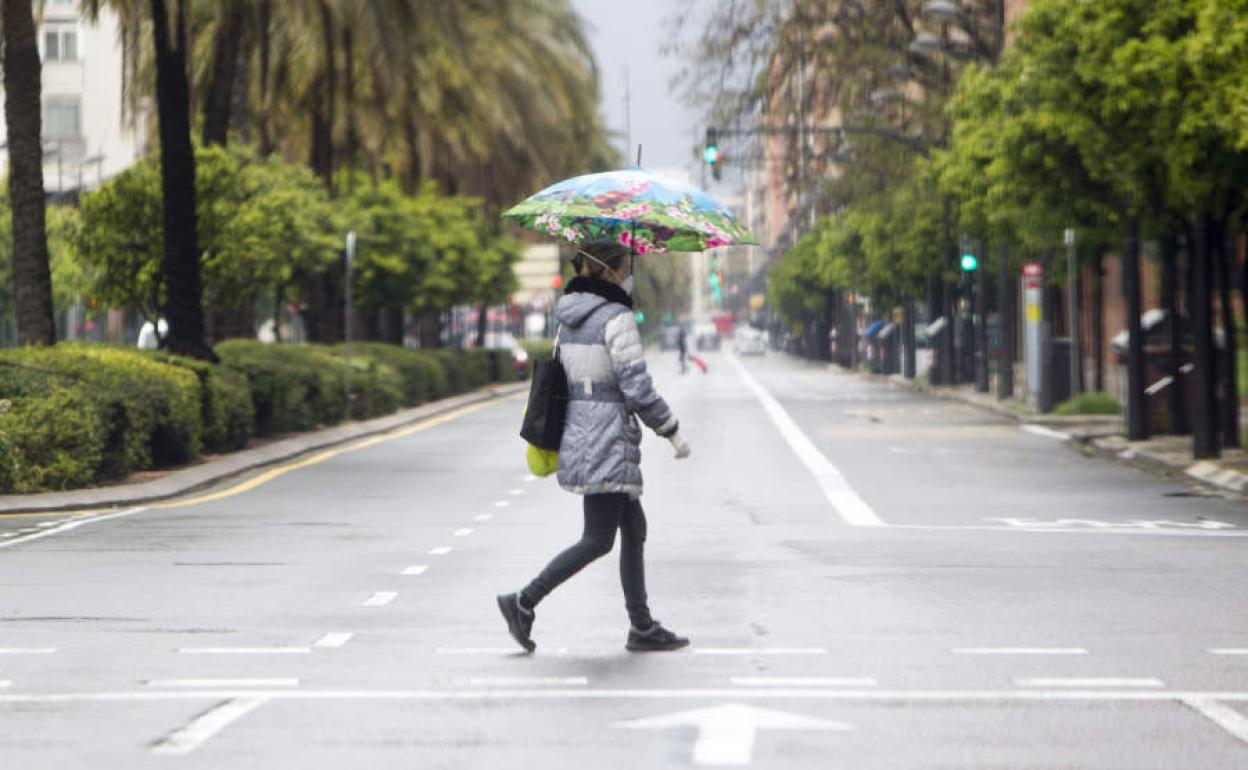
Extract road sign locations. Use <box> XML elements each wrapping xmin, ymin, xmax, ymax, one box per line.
<box><xmin>614</xmin><ymin>703</ymin><xmax>852</xmax><ymax>766</ymax></box>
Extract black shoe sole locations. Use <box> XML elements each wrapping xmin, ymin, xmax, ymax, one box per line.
<box><xmin>496</xmin><ymin>594</ymin><xmax>536</xmax><ymax>653</ymax></box>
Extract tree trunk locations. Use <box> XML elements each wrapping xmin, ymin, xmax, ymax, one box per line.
<box><xmin>1123</xmin><ymin>215</ymin><xmax>1147</xmax><ymax>439</ymax></box>
<box><xmin>1092</xmin><ymin>251</ymin><xmax>1105</xmax><ymax>392</ymax></box>
<box><xmin>902</xmin><ymin>290</ymin><xmax>916</xmax><ymax>379</ymax></box>
<box><xmin>341</xmin><ymin>24</ymin><xmax>359</xmax><ymax>176</ymax></box>
<box><xmin>151</xmin><ymin>0</ymin><xmax>212</xmax><ymax>360</ymax></box>
<box><xmin>974</xmin><ymin>241</ymin><xmax>989</xmax><ymax>393</ymax></box>
<box><xmin>1216</xmin><ymin>218</ymin><xmax>1240</xmax><ymax>448</ymax></box>
<box><xmin>1160</xmin><ymin>230</ymin><xmax>1185</xmax><ymax>434</ymax></box>
<box><xmin>256</xmin><ymin>0</ymin><xmax>274</xmax><ymax>155</ymax></box>
<box><xmin>308</xmin><ymin>1</ymin><xmax>337</xmax><ymax>190</ymax></box>
<box><xmin>201</xmin><ymin>0</ymin><xmax>246</xmax><ymax>146</ymax></box>
<box><xmin>475</xmin><ymin>303</ymin><xmax>489</xmax><ymax>348</ymax></box>
<box><xmin>2</xmin><ymin>0</ymin><xmax>56</xmax><ymax>346</ymax></box>
<box><xmin>1191</xmin><ymin>214</ymin><xmax>1218</xmax><ymax>458</ymax></box>
<box><xmin>381</xmin><ymin>307</ymin><xmax>404</xmax><ymax>345</ymax></box>
<box><xmin>403</xmin><ymin>113</ymin><xmax>422</xmax><ymax>194</ymax></box>
<box><xmin>997</xmin><ymin>243</ymin><xmax>1014</xmax><ymax>399</ymax></box>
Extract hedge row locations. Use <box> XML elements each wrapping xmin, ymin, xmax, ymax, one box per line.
<box><xmin>0</xmin><ymin>340</ymin><xmax>519</xmax><ymax>494</ymax></box>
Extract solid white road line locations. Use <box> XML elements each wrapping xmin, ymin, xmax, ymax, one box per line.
<box><xmin>473</xmin><ymin>514</ymin><xmax>493</xmax><ymax>522</ymax></box>
<box><xmin>1020</xmin><ymin>425</ymin><xmax>1071</xmax><ymax>441</ymax></box>
<box><xmin>453</xmin><ymin>528</ymin><xmax>473</xmax><ymax>537</ymax></box>
<box><xmin>1014</xmin><ymin>677</ymin><xmax>1165</xmax><ymax>688</ymax></box>
<box><xmin>1183</xmin><ymin>698</ymin><xmax>1248</xmax><ymax>746</ymax></box>
<box><xmin>178</xmin><ymin>647</ymin><xmax>311</xmax><ymax>655</ymax></box>
<box><xmin>0</xmin><ymin>648</ymin><xmax>56</xmax><ymax>654</ymax></box>
<box><xmin>314</xmin><ymin>633</ymin><xmax>354</xmax><ymax>649</ymax></box>
<box><xmin>725</xmin><ymin>353</ymin><xmax>885</xmax><ymax>527</ymax></box>
<box><xmin>362</xmin><ymin>592</ymin><xmax>398</xmax><ymax>607</ymax></box>
<box><xmin>428</xmin><ymin>546</ymin><xmax>452</xmax><ymax>555</ymax></box>
<box><xmin>468</xmin><ymin>677</ymin><xmax>588</xmax><ymax>687</ymax></box>
<box><xmin>401</xmin><ymin>565</ymin><xmax>428</xmax><ymax>576</ymax></box>
<box><xmin>150</xmin><ymin>696</ymin><xmax>270</xmax><ymax>755</ymax></box>
<box><xmin>1210</xmin><ymin>649</ymin><xmax>1248</xmax><ymax>655</ymax></box>
<box><xmin>0</xmin><ymin>506</ymin><xmax>147</xmax><ymax>550</ymax></box>
<box><xmin>955</xmin><ymin>648</ymin><xmax>1088</xmax><ymax>655</ymax></box>
<box><xmin>148</xmin><ymin>679</ymin><xmax>299</xmax><ymax>688</ymax></box>
<box><xmin>730</xmin><ymin>677</ymin><xmax>877</xmax><ymax>687</ymax></box>
<box><xmin>693</xmin><ymin>647</ymin><xmax>829</xmax><ymax>656</ymax></box>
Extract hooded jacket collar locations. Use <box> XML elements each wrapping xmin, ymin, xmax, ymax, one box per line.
<box><xmin>565</xmin><ymin>276</ymin><xmax>634</xmax><ymax>309</ymax></box>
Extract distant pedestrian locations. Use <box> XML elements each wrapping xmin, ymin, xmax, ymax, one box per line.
<box><xmin>677</xmin><ymin>324</ymin><xmax>688</xmax><ymax>374</ymax></box>
<box><xmin>498</xmin><ymin>239</ymin><xmax>691</xmax><ymax>653</ymax></box>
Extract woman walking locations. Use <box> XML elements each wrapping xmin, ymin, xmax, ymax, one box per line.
<box><xmin>498</xmin><ymin>239</ymin><xmax>691</xmax><ymax>653</ymax></box>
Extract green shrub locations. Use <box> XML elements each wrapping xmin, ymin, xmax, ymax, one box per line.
<box><xmin>143</xmin><ymin>351</ymin><xmax>254</xmax><ymax>453</ymax></box>
<box><xmin>412</xmin><ymin>351</ymin><xmax>450</xmax><ymax>400</ymax></box>
<box><xmin>520</xmin><ymin>339</ymin><xmax>554</xmax><ymax>367</ymax></box>
<box><xmin>345</xmin><ymin>355</ymin><xmax>403</xmax><ymax>419</ymax></box>
<box><xmin>1054</xmin><ymin>391</ymin><xmax>1122</xmax><ymax>416</ymax></box>
<box><xmin>0</xmin><ymin>344</ymin><xmax>201</xmax><ymax>477</ymax></box>
<box><xmin>429</xmin><ymin>349</ymin><xmax>469</xmax><ymax>395</ymax></box>
<box><xmin>463</xmin><ymin>348</ymin><xmax>492</xmax><ymax>388</ymax></box>
<box><xmin>0</xmin><ymin>387</ymin><xmax>105</xmax><ymax>492</ymax></box>
<box><xmin>338</xmin><ymin>343</ymin><xmax>438</xmax><ymax>407</ymax></box>
<box><xmin>488</xmin><ymin>349</ymin><xmax>520</xmax><ymax>382</ymax></box>
<box><xmin>215</xmin><ymin>340</ymin><xmax>347</xmax><ymax>435</ymax></box>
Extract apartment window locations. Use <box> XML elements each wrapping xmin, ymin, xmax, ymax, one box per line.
<box><xmin>43</xmin><ymin>98</ymin><xmax>81</xmax><ymax>139</ymax></box>
<box><xmin>43</xmin><ymin>26</ymin><xmax>79</xmax><ymax>62</ymax></box>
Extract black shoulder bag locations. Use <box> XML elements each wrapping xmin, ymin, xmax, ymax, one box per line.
<box><xmin>519</xmin><ymin>333</ymin><xmax>568</xmax><ymax>451</ymax></box>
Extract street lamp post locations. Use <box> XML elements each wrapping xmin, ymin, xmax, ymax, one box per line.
<box><xmin>344</xmin><ymin>231</ymin><xmax>356</xmax><ymax>416</ymax></box>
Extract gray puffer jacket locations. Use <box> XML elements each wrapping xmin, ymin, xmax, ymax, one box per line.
<box><xmin>555</xmin><ymin>278</ymin><xmax>678</xmax><ymax>498</ymax></box>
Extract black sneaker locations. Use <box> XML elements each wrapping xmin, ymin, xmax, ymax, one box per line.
<box><xmin>496</xmin><ymin>593</ymin><xmax>536</xmax><ymax>653</ymax></box>
<box><xmin>626</xmin><ymin>621</ymin><xmax>689</xmax><ymax>652</ymax></box>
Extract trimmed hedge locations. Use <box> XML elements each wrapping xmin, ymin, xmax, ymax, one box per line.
<box><xmin>0</xmin><ymin>344</ymin><xmax>201</xmax><ymax>488</ymax></box>
<box><xmin>1054</xmin><ymin>391</ymin><xmax>1122</xmax><ymax>416</ymax></box>
<box><xmin>0</xmin><ymin>340</ymin><xmax>512</xmax><ymax>493</ymax></box>
<box><xmin>520</xmin><ymin>339</ymin><xmax>554</xmax><ymax>367</ymax></box>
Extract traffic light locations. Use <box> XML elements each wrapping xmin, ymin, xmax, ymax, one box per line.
<box><xmin>634</xmin><ymin>311</ymin><xmax>646</xmax><ymax>324</ymax></box>
<box><xmin>704</xmin><ymin>128</ymin><xmax>721</xmax><ymax>181</ymax></box>
<box><xmin>959</xmin><ymin>233</ymin><xmax>977</xmax><ymax>271</ymax></box>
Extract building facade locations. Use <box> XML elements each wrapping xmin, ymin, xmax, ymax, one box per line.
<box><xmin>0</xmin><ymin>0</ymin><xmax>147</xmax><ymax>195</ymax></box>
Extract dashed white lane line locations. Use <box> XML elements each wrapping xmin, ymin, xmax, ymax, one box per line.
<box><xmin>474</xmin><ymin>514</ymin><xmax>493</xmax><ymax>522</ymax></box>
<box><xmin>725</xmin><ymin>353</ymin><xmax>885</xmax><ymax>527</ymax></box>
<box><xmin>509</xmin><ymin>489</ymin><xmax>524</xmax><ymax>496</ymax></box>
<box><xmin>468</xmin><ymin>677</ymin><xmax>588</xmax><ymax>687</ymax></box>
<box><xmin>453</xmin><ymin>528</ymin><xmax>473</xmax><ymax>537</ymax></box>
<box><xmin>955</xmin><ymin>648</ymin><xmax>1089</xmax><ymax>655</ymax></box>
<box><xmin>693</xmin><ymin>648</ymin><xmax>829</xmax><ymax>656</ymax></box>
<box><xmin>150</xmin><ymin>695</ymin><xmax>270</xmax><ymax>755</ymax></box>
<box><xmin>523</xmin><ymin>474</ymin><xmax>537</xmax><ymax>482</ymax></box>
<box><xmin>0</xmin><ymin>648</ymin><xmax>56</xmax><ymax>654</ymax></box>
<box><xmin>1210</xmin><ymin>649</ymin><xmax>1248</xmax><ymax>655</ymax></box>
<box><xmin>178</xmin><ymin>647</ymin><xmax>311</xmax><ymax>655</ymax></box>
<box><xmin>0</xmin><ymin>506</ymin><xmax>147</xmax><ymax>550</ymax></box>
<box><xmin>429</xmin><ymin>546</ymin><xmax>453</xmax><ymax>556</ymax></box>
<box><xmin>493</xmin><ymin>500</ymin><xmax>511</xmax><ymax>508</ymax></box>
<box><xmin>401</xmin><ymin>565</ymin><xmax>429</xmax><ymax>576</ymax></box>
<box><xmin>1183</xmin><ymin>698</ymin><xmax>1248</xmax><ymax>746</ymax></box>
<box><xmin>148</xmin><ymin>679</ymin><xmax>299</xmax><ymax>688</ymax></box>
<box><xmin>1014</xmin><ymin>678</ymin><xmax>1165</xmax><ymax>688</ymax></box>
<box><xmin>1020</xmin><ymin>424</ymin><xmax>1072</xmax><ymax>441</ymax></box>
<box><xmin>731</xmin><ymin>677</ymin><xmax>877</xmax><ymax>687</ymax></box>
<box><xmin>314</xmin><ymin>633</ymin><xmax>354</xmax><ymax>649</ymax></box>
<box><xmin>362</xmin><ymin>592</ymin><xmax>398</xmax><ymax>607</ymax></box>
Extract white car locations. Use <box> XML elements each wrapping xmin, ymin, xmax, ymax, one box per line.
<box><xmin>734</xmin><ymin>326</ymin><xmax>766</xmax><ymax>356</ymax></box>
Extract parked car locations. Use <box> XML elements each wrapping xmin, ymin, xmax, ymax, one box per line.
<box><xmin>734</xmin><ymin>325</ymin><xmax>766</xmax><ymax>356</ymax></box>
<box><xmin>694</xmin><ymin>322</ymin><xmax>720</xmax><ymax>351</ymax></box>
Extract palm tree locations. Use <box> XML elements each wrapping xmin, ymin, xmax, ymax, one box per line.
<box><xmin>2</xmin><ymin>0</ymin><xmax>56</xmax><ymax>345</ymax></box>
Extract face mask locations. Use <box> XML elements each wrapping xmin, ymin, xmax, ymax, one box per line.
<box><xmin>621</xmin><ymin>275</ymin><xmax>635</xmax><ymax>295</ymax></box>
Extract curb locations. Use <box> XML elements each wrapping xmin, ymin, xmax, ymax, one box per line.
<box><xmin>0</xmin><ymin>382</ymin><xmax>529</xmax><ymax>515</ymax></box>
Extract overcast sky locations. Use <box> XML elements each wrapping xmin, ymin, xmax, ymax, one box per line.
<box><xmin>571</xmin><ymin>0</ymin><xmax>702</xmax><ymax>181</ymax></box>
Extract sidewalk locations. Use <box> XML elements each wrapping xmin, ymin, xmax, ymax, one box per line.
<box><xmin>0</xmin><ymin>382</ymin><xmax>529</xmax><ymax>515</ymax></box>
<box><xmin>883</xmin><ymin>373</ymin><xmax>1248</xmax><ymax>497</ymax></box>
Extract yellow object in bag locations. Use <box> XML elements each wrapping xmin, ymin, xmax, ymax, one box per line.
<box><xmin>526</xmin><ymin>443</ymin><xmax>559</xmax><ymax>477</ymax></box>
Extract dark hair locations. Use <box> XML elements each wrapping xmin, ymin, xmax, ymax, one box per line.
<box><xmin>573</xmin><ymin>239</ymin><xmax>631</xmax><ymax>279</ymax></box>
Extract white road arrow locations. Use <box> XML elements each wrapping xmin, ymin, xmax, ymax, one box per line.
<box><xmin>614</xmin><ymin>703</ymin><xmax>853</xmax><ymax>766</ymax></box>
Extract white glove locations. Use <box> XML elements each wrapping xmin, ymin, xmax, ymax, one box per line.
<box><xmin>668</xmin><ymin>431</ymin><xmax>691</xmax><ymax>459</ymax></box>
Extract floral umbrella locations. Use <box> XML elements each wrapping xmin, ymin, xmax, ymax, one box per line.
<box><xmin>502</xmin><ymin>168</ymin><xmax>759</xmax><ymax>254</ymax></box>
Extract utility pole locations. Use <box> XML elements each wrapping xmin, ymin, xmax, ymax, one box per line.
<box><xmin>344</xmin><ymin>230</ymin><xmax>356</xmax><ymax>415</ymax></box>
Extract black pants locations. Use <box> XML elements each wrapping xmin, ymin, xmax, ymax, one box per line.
<box><xmin>521</xmin><ymin>493</ymin><xmax>653</xmax><ymax>629</ymax></box>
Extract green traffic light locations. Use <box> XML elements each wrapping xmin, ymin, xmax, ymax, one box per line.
<box><xmin>634</xmin><ymin>311</ymin><xmax>646</xmax><ymax>324</ymax></box>
<box><xmin>960</xmin><ymin>254</ymin><xmax>978</xmax><ymax>272</ymax></box>
<box><xmin>703</xmin><ymin>144</ymin><xmax>719</xmax><ymax>164</ymax></box>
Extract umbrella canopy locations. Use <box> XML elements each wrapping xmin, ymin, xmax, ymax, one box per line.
<box><xmin>503</xmin><ymin>168</ymin><xmax>759</xmax><ymax>254</ymax></box>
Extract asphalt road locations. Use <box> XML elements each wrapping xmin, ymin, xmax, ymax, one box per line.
<box><xmin>1</xmin><ymin>348</ymin><xmax>1247</xmax><ymax>769</ymax></box>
